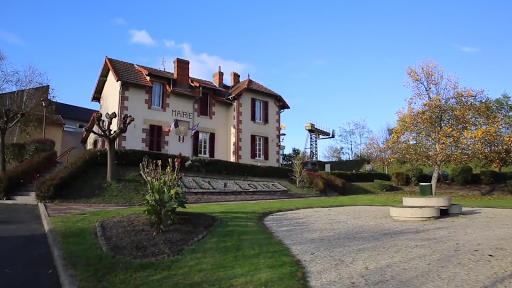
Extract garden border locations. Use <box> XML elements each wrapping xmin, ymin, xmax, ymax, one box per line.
<box><xmin>95</xmin><ymin>213</ymin><xmax>220</xmax><ymax>262</ymax></box>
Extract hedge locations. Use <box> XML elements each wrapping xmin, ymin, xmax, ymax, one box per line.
<box><xmin>373</xmin><ymin>180</ymin><xmax>393</xmax><ymax>191</ymax></box>
<box><xmin>35</xmin><ymin>149</ymin><xmax>294</xmax><ymax>201</ymax></box>
<box><xmin>317</xmin><ymin>171</ymin><xmax>346</xmax><ymax>195</ymax></box>
<box><xmin>190</xmin><ymin>157</ymin><xmax>291</xmax><ymax>178</ymax></box>
<box><xmin>0</xmin><ymin>150</ymin><xmax>57</xmax><ymax>199</ymax></box>
<box><xmin>6</xmin><ymin>138</ymin><xmax>55</xmax><ymax>166</ymax></box>
<box><xmin>450</xmin><ymin>165</ymin><xmax>473</xmax><ymax>185</ymax></box>
<box><xmin>306</xmin><ymin>171</ymin><xmax>327</xmax><ymax>195</ymax></box>
<box><xmin>329</xmin><ymin>171</ymin><xmax>391</xmax><ymax>182</ymax></box>
<box><xmin>391</xmin><ymin>171</ymin><xmax>410</xmax><ymax>186</ymax></box>
<box><xmin>315</xmin><ymin>159</ymin><xmax>367</xmax><ymax>172</ymax></box>
<box><xmin>406</xmin><ymin>167</ymin><xmax>424</xmax><ymax>186</ymax></box>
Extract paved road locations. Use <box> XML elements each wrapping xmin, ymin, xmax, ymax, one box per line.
<box><xmin>0</xmin><ymin>204</ymin><xmax>61</xmax><ymax>288</ymax></box>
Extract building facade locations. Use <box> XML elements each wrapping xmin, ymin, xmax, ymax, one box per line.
<box><xmin>83</xmin><ymin>57</ymin><xmax>290</xmax><ymax>166</ymax></box>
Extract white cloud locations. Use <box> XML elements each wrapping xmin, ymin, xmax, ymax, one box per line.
<box><xmin>0</xmin><ymin>30</ymin><xmax>25</xmax><ymax>46</ymax></box>
<box><xmin>162</xmin><ymin>39</ymin><xmax>250</xmax><ymax>80</ymax></box>
<box><xmin>112</xmin><ymin>17</ymin><xmax>127</xmax><ymax>25</ymax></box>
<box><xmin>129</xmin><ymin>29</ymin><xmax>156</xmax><ymax>46</ymax></box>
<box><xmin>460</xmin><ymin>46</ymin><xmax>479</xmax><ymax>52</ymax></box>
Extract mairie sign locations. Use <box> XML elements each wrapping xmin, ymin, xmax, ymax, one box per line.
<box><xmin>180</xmin><ymin>176</ymin><xmax>287</xmax><ymax>193</ymax></box>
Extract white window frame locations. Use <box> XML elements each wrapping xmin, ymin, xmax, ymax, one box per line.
<box><xmin>255</xmin><ymin>100</ymin><xmax>262</xmax><ymax>122</ymax></box>
<box><xmin>152</xmin><ymin>82</ymin><xmax>163</xmax><ymax>108</ymax></box>
<box><xmin>255</xmin><ymin>136</ymin><xmax>263</xmax><ymax>159</ymax></box>
<box><xmin>198</xmin><ymin>132</ymin><xmax>209</xmax><ymax>157</ymax></box>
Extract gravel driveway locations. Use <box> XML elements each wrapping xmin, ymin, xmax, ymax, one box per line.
<box><xmin>264</xmin><ymin>206</ymin><xmax>512</xmax><ymax>288</ymax></box>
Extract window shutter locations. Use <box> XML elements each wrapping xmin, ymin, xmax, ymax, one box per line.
<box><xmin>209</xmin><ymin>133</ymin><xmax>215</xmax><ymax>158</ymax></box>
<box><xmin>193</xmin><ymin>132</ymin><xmax>199</xmax><ymax>157</ymax></box>
<box><xmin>149</xmin><ymin>125</ymin><xmax>155</xmax><ymax>151</ymax></box>
<box><xmin>156</xmin><ymin>126</ymin><xmax>162</xmax><ymax>152</ymax></box>
<box><xmin>250</xmin><ymin>135</ymin><xmax>256</xmax><ymax>159</ymax></box>
<box><xmin>263</xmin><ymin>101</ymin><xmax>269</xmax><ymax>124</ymax></box>
<box><xmin>264</xmin><ymin>136</ymin><xmax>269</xmax><ymax>160</ymax></box>
<box><xmin>251</xmin><ymin>98</ymin><xmax>256</xmax><ymax>121</ymax></box>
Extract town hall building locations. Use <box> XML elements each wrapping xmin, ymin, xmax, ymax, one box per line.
<box><xmin>82</xmin><ymin>57</ymin><xmax>290</xmax><ymax>166</ymax></box>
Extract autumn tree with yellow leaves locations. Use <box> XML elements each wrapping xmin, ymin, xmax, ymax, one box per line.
<box><xmin>468</xmin><ymin>92</ymin><xmax>512</xmax><ymax>172</ymax></box>
<box><xmin>390</xmin><ymin>60</ymin><xmax>490</xmax><ymax>195</ymax></box>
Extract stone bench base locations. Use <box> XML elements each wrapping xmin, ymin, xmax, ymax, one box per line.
<box><xmin>402</xmin><ymin>196</ymin><xmax>451</xmax><ymax>209</ymax></box>
<box><xmin>449</xmin><ymin>204</ymin><xmax>463</xmax><ymax>214</ymax></box>
<box><xmin>390</xmin><ymin>206</ymin><xmax>440</xmax><ymax>221</ymax></box>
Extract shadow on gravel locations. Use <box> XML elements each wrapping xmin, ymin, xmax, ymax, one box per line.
<box><xmin>461</xmin><ymin>209</ymin><xmax>482</xmax><ymax>215</ymax></box>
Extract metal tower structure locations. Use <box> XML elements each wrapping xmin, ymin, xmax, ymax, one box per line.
<box><xmin>304</xmin><ymin>122</ymin><xmax>335</xmax><ymax>161</ymax></box>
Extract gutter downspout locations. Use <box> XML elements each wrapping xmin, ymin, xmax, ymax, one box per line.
<box><xmin>116</xmin><ymin>81</ymin><xmax>122</xmax><ymax>149</ymax></box>
<box><xmin>235</xmin><ymin>96</ymin><xmax>240</xmax><ymax>162</ymax></box>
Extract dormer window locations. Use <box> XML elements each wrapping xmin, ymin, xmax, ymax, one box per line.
<box><xmin>152</xmin><ymin>82</ymin><xmax>162</xmax><ymax>108</ymax></box>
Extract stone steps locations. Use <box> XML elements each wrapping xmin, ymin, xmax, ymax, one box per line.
<box><xmin>7</xmin><ymin>162</ymin><xmax>64</xmax><ymax>203</ymax></box>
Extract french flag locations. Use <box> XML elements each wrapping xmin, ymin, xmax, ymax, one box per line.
<box><xmin>168</xmin><ymin>119</ymin><xmax>179</xmax><ymax>134</ymax></box>
<box><xmin>189</xmin><ymin>122</ymin><xmax>199</xmax><ymax>138</ymax></box>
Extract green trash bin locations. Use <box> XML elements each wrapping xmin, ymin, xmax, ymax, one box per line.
<box><xmin>418</xmin><ymin>183</ymin><xmax>433</xmax><ymax>196</ymax></box>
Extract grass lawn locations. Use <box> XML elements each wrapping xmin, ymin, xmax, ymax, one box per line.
<box><xmin>55</xmin><ymin>166</ymin><xmax>318</xmax><ymax>205</ymax></box>
<box><xmin>52</xmin><ymin>194</ymin><xmax>512</xmax><ymax>288</ymax></box>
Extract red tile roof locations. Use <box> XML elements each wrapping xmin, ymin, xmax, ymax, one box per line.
<box><xmin>92</xmin><ymin>57</ymin><xmax>289</xmax><ymax>109</ymax></box>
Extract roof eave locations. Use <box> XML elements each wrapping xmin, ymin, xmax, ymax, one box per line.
<box><xmin>90</xmin><ymin>57</ymin><xmax>114</xmax><ymax>102</ymax></box>
<box><xmin>81</xmin><ymin>112</ymin><xmax>97</xmax><ymax>144</ymax></box>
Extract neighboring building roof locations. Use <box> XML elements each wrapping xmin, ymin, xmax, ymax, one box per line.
<box><xmin>54</xmin><ymin>102</ymin><xmax>97</xmax><ymax>123</ymax></box>
<box><xmin>92</xmin><ymin>56</ymin><xmax>290</xmax><ymax>110</ymax></box>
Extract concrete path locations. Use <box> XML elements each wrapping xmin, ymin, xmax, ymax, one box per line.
<box><xmin>0</xmin><ymin>204</ymin><xmax>61</xmax><ymax>288</ymax></box>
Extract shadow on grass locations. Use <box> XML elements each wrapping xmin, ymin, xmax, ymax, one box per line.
<box><xmin>345</xmin><ymin>183</ymin><xmax>375</xmax><ymax>195</ymax></box>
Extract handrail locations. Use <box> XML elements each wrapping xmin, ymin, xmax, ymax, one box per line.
<box><xmin>33</xmin><ymin>147</ymin><xmax>76</xmax><ymax>183</ymax></box>
<box><xmin>57</xmin><ymin>147</ymin><xmax>76</xmax><ymax>163</ymax></box>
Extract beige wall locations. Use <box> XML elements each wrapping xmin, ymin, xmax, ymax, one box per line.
<box><xmin>6</xmin><ymin>123</ymin><xmax>63</xmax><ymax>155</ymax></box>
<box><xmin>87</xmin><ymin>70</ymin><xmax>121</xmax><ymax>150</ymax></box>
<box><xmin>239</xmin><ymin>91</ymin><xmax>281</xmax><ymax>167</ymax></box>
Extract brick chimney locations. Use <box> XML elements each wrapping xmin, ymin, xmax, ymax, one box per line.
<box><xmin>213</xmin><ymin>66</ymin><xmax>224</xmax><ymax>87</ymax></box>
<box><xmin>173</xmin><ymin>58</ymin><xmax>190</xmax><ymax>88</ymax></box>
<box><xmin>230</xmin><ymin>71</ymin><xmax>240</xmax><ymax>86</ymax></box>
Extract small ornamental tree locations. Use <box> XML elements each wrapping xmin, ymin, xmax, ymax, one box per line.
<box><xmin>84</xmin><ymin>112</ymin><xmax>134</xmax><ymax>182</ymax></box>
<box><xmin>140</xmin><ymin>155</ymin><xmax>187</xmax><ymax>234</ymax></box>
<box><xmin>291</xmin><ymin>151</ymin><xmax>308</xmax><ymax>187</ymax></box>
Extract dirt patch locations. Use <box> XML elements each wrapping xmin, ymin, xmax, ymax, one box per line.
<box><xmin>97</xmin><ymin>212</ymin><xmax>218</xmax><ymax>261</ymax></box>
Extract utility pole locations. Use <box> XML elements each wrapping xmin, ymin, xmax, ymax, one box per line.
<box><xmin>41</xmin><ymin>98</ymin><xmax>47</xmax><ymax>138</ymax></box>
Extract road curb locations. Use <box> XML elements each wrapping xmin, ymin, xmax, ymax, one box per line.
<box><xmin>38</xmin><ymin>202</ymin><xmax>78</xmax><ymax>288</ymax></box>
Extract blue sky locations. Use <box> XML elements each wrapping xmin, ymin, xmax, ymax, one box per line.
<box><xmin>1</xmin><ymin>0</ymin><xmax>511</xmax><ymax>158</ymax></box>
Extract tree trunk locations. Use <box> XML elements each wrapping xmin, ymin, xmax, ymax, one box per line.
<box><xmin>0</xmin><ymin>130</ymin><xmax>6</xmax><ymax>174</ymax></box>
<box><xmin>107</xmin><ymin>139</ymin><xmax>116</xmax><ymax>182</ymax></box>
<box><xmin>431</xmin><ymin>165</ymin><xmax>440</xmax><ymax>196</ymax></box>
<box><xmin>384</xmin><ymin>165</ymin><xmax>388</xmax><ymax>174</ymax></box>
<box><xmin>13</xmin><ymin>125</ymin><xmax>20</xmax><ymax>143</ymax></box>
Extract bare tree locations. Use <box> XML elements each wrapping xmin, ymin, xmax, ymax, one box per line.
<box><xmin>322</xmin><ymin>144</ymin><xmax>344</xmax><ymax>161</ymax></box>
<box><xmin>0</xmin><ymin>50</ymin><xmax>54</xmax><ymax>173</ymax></box>
<box><xmin>290</xmin><ymin>151</ymin><xmax>307</xmax><ymax>187</ymax></box>
<box><xmin>362</xmin><ymin>124</ymin><xmax>394</xmax><ymax>173</ymax></box>
<box><xmin>337</xmin><ymin>118</ymin><xmax>372</xmax><ymax>159</ymax></box>
<box><xmin>84</xmin><ymin>112</ymin><xmax>134</xmax><ymax>182</ymax></box>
